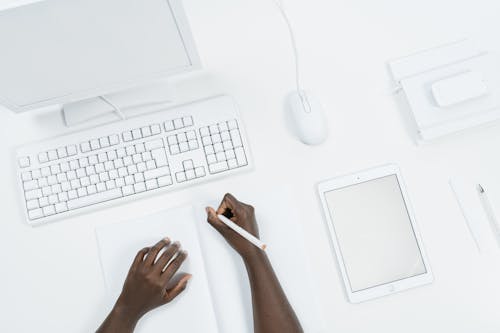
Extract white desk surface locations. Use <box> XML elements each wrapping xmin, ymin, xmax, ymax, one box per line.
<box><xmin>1</xmin><ymin>0</ymin><xmax>500</xmax><ymax>331</ymax></box>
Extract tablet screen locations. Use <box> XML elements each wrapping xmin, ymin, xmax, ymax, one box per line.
<box><xmin>324</xmin><ymin>175</ymin><xmax>426</xmax><ymax>292</ymax></box>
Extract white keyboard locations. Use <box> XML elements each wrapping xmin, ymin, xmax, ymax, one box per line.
<box><xmin>15</xmin><ymin>96</ymin><xmax>252</xmax><ymax>225</ymax></box>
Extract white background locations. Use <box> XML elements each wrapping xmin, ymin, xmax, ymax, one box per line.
<box><xmin>1</xmin><ymin>0</ymin><xmax>500</xmax><ymax>332</ymax></box>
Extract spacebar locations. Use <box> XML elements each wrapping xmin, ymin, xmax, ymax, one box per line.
<box><xmin>67</xmin><ymin>189</ymin><xmax>123</xmax><ymax>210</ymax></box>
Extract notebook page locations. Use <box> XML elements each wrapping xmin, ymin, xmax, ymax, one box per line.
<box><xmin>96</xmin><ymin>205</ymin><xmax>218</xmax><ymax>333</ymax></box>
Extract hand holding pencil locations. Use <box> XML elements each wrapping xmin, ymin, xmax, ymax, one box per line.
<box><xmin>206</xmin><ymin>193</ymin><xmax>266</xmax><ymax>260</ymax></box>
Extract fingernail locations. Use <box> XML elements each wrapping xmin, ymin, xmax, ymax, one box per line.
<box><xmin>186</xmin><ymin>274</ymin><xmax>193</xmax><ymax>281</ymax></box>
<box><xmin>173</xmin><ymin>241</ymin><xmax>180</xmax><ymax>247</ymax></box>
<box><xmin>183</xmin><ymin>250</ymin><xmax>188</xmax><ymax>256</ymax></box>
<box><xmin>163</xmin><ymin>237</ymin><xmax>170</xmax><ymax>242</ymax></box>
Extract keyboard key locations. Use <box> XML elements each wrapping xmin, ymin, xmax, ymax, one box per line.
<box><xmin>183</xmin><ymin>160</ymin><xmax>194</xmax><ymax>170</ymax></box>
<box><xmin>18</xmin><ymin>156</ymin><xmax>31</xmax><ymax>168</ymax></box>
<box><xmin>226</xmin><ymin>149</ymin><xmax>236</xmax><ymax>161</ymax></box>
<box><xmin>141</xmin><ymin>126</ymin><xmax>152</xmax><ymax>137</ymax></box>
<box><xmin>134</xmin><ymin>182</ymin><xmax>146</xmax><ymax>193</ymax></box>
<box><xmin>176</xmin><ymin>172</ymin><xmax>186</xmax><ymax>183</ymax></box>
<box><xmin>41</xmin><ymin>167</ymin><xmax>51</xmax><ymax>177</ymax></box>
<box><xmin>122</xmin><ymin>131</ymin><xmax>133</xmax><ymax>142</ymax></box>
<box><xmin>185</xmin><ymin>169</ymin><xmax>195</xmax><ymax>180</ymax></box>
<box><xmin>146</xmin><ymin>160</ymin><xmax>156</xmax><ymax>170</ymax></box>
<box><xmin>221</xmin><ymin>131</ymin><xmax>231</xmax><ymax>141</ymax></box>
<box><xmin>57</xmin><ymin>147</ymin><xmax>68</xmax><ymax>158</ymax></box>
<box><xmin>132</xmin><ymin>129</ymin><xmax>142</xmax><ymax>140</ymax></box>
<box><xmin>122</xmin><ymin>185</ymin><xmax>135</xmax><ymax>196</ymax></box>
<box><xmin>200</xmin><ymin>127</ymin><xmax>210</xmax><ymax>137</ymax></box>
<box><xmin>43</xmin><ymin>205</ymin><xmax>56</xmax><ymax>216</ymax></box>
<box><xmin>80</xmin><ymin>142</ymin><xmax>91</xmax><ymax>153</ymax></box>
<box><xmin>173</xmin><ymin>118</ymin><xmax>183</xmax><ymax>129</ymax></box>
<box><xmin>109</xmin><ymin>134</ymin><xmax>120</xmax><ymax>145</ymax></box>
<box><xmin>90</xmin><ymin>139</ymin><xmax>100</xmax><ymax>150</ymax></box>
<box><xmin>145</xmin><ymin>139</ymin><xmax>164</xmax><ymax>150</ymax></box>
<box><xmin>55</xmin><ymin>202</ymin><xmax>68</xmax><ymax>213</ymax></box>
<box><xmin>209</xmin><ymin>125</ymin><xmax>219</xmax><ymax>134</ymax></box>
<box><xmin>151</xmin><ymin>149</ymin><xmax>168</xmax><ymax>167</ymax></box>
<box><xmin>209</xmin><ymin>162</ymin><xmax>228</xmax><ymax>174</ymax></box>
<box><xmin>195</xmin><ymin>167</ymin><xmax>206</xmax><ymax>178</ymax></box>
<box><xmin>223</xmin><ymin>141</ymin><xmax>233</xmax><ymax>150</ymax></box>
<box><xmin>183</xmin><ymin>116</ymin><xmax>193</xmax><ymax>127</ymax></box>
<box><xmin>179</xmin><ymin>142</ymin><xmax>189</xmax><ymax>152</ymax></box>
<box><xmin>99</xmin><ymin>137</ymin><xmax>110</xmax><ymax>148</ymax></box>
<box><xmin>207</xmin><ymin>154</ymin><xmax>216</xmax><ymax>164</ymax></box>
<box><xmin>38</xmin><ymin>152</ymin><xmax>49</xmax><ymax>163</ymax></box>
<box><xmin>50</xmin><ymin>164</ymin><xmax>61</xmax><ymax>174</ymax></box>
<box><xmin>230</xmin><ymin>132</ymin><xmax>242</xmax><ymax>149</ymax></box>
<box><xmin>67</xmin><ymin>188</ymin><xmax>122</xmax><ymax>210</ymax></box>
<box><xmin>145</xmin><ymin>179</ymin><xmax>158</xmax><ymax>190</ymax></box>
<box><xmin>28</xmin><ymin>208</ymin><xmax>44</xmax><ymax>220</ymax></box>
<box><xmin>235</xmin><ymin>147</ymin><xmax>247</xmax><ymax>166</ymax></box>
<box><xmin>41</xmin><ymin>186</ymin><xmax>52</xmax><ymax>196</ymax></box>
<box><xmin>67</xmin><ymin>145</ymin><xmax>78</xmax><ymax>156</ymax></box>
<box><xmin>47</xmin><ymin>150</ymin><xmax>58</xmax><ymax>161</ymax></box>
<box><xmin>212</xmin><ymin>134</ymin><xmax>222</xmax><ymax>144</ymax></box>
<box><xmin>167</xmin><ymin>136</ymin><xmax>178</xmax><ymax>145</ymax></box>
<box><xmin>39</xmin><ymin>196</ymin><xmax>49</xmax><ymax>207</ymax></box>
<box><xmin>23</xmin><ymin>180</ymin><xmax>38</xmax><ymax>191</ymax></box>
<box><xmin>188</xmin><ymin>140</ymin><xmax>198</xmax><ymax>150</ymax></box>
<box><xmin>68</xmin><ymin>190</ymin><xmax>78</xmax><ymax>200</ymax></box>
<box><xmin>135</xmin><ymin>143</ymin><xmax>146</xmax><ymax>153</ymax></box>
<box><xmin>164</xmin><ymin>120</ymin><xmax>175</xmax><ymax>132</ymax></box>
<box><xmin>158</xmin><ymin>176</ymin><xmax>173</xmax><ymax>187</ymax></box>
<box><xmin>170</xmin><ymin>145</ymin><xmax>180</xmax><ymax>155</ymax></box>
<box><xmin>144</xmin><ymin>166</ymin><xmax>170</xmax><ymax>180</ymax></box>
<box><xmin>21</xmin><ymin>172</ymin><xmax>32</xmax><ymax>182</ymax></box>
<box><xmin>32</xmin><ymin>169</ymin><xmax>41</xmax><ymax>179</ymax></box>
<box><xmin>151</xmin><ymin>124</ymin><xmax>161</xmax><ymax>135</ymax></box>
<box><xmin>38</xmin><ymin>178</ymin><xmax>48</xmax><ymax>188</ymax></box>
<box><xmin>177</xmin><ymin>132</ymin><xmax>187</xmax><ymax>143</ymax></box>
<box><xmin>26</xmin><ymin>199</ymin><xmax>39</xmax><ymax>210</ymax></box>
<box><xmin>227</xmin><ymin>120</ymin><xmax>238</xmax><ymax>130</ymax></box>
<box><xmin>219</xmin><ymin>122</ymin><xmax>229</xmax><ymax>132</ymax></box>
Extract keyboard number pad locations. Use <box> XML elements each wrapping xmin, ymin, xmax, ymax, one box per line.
<box><xmin>200</xmin><ymin>120</ymin><xmax>247</xmax><ymax>174</ymax></box>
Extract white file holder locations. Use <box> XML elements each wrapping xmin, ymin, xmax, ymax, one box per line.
<box><xmin>388</xmin><ymin>39</ymin><xmax>500</xmax><ymax>143</ymax></box>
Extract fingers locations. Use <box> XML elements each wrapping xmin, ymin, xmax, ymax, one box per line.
<box><xmin>144</xmin><ymin>238</ymin><xmax>171</xmax><ymax>266</ymax></box>
<box><xmin>164</xmin><ymin>274</ymin><xmax>192</xmax><ymax>303</ymax></box>
<box><xmin>216</xmin><ymin>193</ymin><xmax>240</xmax><ymax>216</ymax></box>
<box><xmin>161</xmin><ymin>250</ymin><xmax>188</xmax><ymax>282</ymax></box>
<box><xmin>131</xmin><ymin>247</ymin><xmax>150</xmax><ymax>269</ymax></box>
<box><xmin>153</xmin><ymin>241</ymin><xmax>181</xmax><ymax>274</ymax></box>
<box><xmin>206</xmin><ymin>206</ymin><xmax>227</xmax><ymax>234</ymax></box>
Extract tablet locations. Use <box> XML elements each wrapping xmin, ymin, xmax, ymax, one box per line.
<box><xmin>318</xmin><ymin>165</ymin><xmax>433</xmax><ymax>303</ymax></box>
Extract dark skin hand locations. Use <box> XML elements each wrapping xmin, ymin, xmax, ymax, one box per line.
<box><xmin>206</xmin><ymin>193</ymin><xmax>303</xmax><ymax>333</ymax></box>
<box><xmin>96</xmin><ymin>238</ymin><xmax>191</xmax><ymax>333</ymax></box>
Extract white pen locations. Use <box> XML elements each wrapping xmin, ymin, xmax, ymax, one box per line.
<box><xmin>477</xmin><ymin>184</ymin><xmax>500</xmax><ymax>247</ymax></box>
<box><xmin>217</xmin><ymin>214</ymin><xmax>267</xmax><ymax>251</ymax></box>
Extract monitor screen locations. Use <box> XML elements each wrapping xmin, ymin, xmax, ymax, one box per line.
<box><xmin>323</xmin><ymin>175</ymin><xmax>427</xmax><ymax>292</ymax></box>
<box><xmin>0</xmin><ymin>0</ymin><xmax>199</xmax><ymax>110</ymax></box>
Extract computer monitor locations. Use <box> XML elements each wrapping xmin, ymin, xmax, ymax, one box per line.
<box><xmin>0</xmin><ymin>0</ymin><xmax>200</xmax><ymax>112</ymax></box>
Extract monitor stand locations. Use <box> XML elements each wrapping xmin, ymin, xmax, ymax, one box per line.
<box><xmin>62</xmin><ymin>82</ymin><xmax>174</xmax><ymax>127</ymax></box>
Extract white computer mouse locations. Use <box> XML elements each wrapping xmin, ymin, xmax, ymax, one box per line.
<box><xmin>287</xmin><ymin>91</ymin><xmax>328</xmax><ymax>145</ymax></box>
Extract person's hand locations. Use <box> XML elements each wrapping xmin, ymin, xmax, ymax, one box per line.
<box><xmin>206</xmin><ymin>193</ymin><xmax>261</xmax><ymax>260</ymax></box>
<box><xmin>114</xmin><ymin>238</ymin><xmax>191</xmax><ymax>321</ymax></box>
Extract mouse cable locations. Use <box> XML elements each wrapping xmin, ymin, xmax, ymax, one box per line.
<box><xmin>271</xmin><ymin>0</ymin><xmax>310</xmax><ymax>111</ymax></box>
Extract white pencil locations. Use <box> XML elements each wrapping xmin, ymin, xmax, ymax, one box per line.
<box><xmin>217</xmin><ymin>214</ymin><xmax>267</xmax><ymax>251</ymax></box>
<box><xmin>477</xmin><ymin>184</ymin><xmax>500</xmax><ymax>247</ymax></box>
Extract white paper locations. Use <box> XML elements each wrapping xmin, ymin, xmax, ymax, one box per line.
<box><xmin>195</xmin><ymin>186</ymin><xmax>326</xmax><ymax>333</ymax></box>
<box><xmin>96</xmin><ymin>205</ymin><xmax>219</xmax><ymax>333</ymax></box>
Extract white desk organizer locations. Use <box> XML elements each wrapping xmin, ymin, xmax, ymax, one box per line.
<box><xmin>388</xmin><ymin>39</ymin><xmax>500</xmax><ymax>143</ymax></box>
